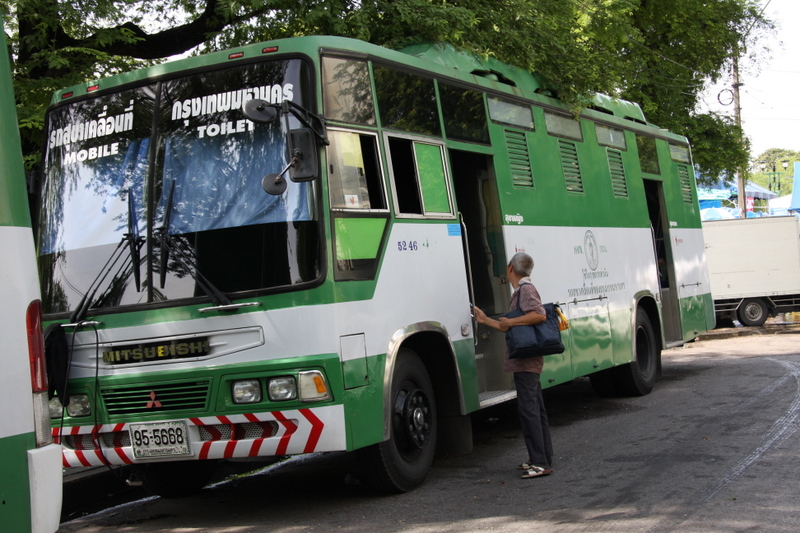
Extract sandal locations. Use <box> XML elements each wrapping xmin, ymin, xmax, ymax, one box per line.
<box><xmin>521</xmin><ymin>466</ymin><xmax>553</xmax><ymax>479</ymax></box>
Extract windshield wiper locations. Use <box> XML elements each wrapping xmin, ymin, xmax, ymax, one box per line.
<box><xmin>128</xmin><ymin>190</ymin><xmax>143</xmax><ymax>291</ymax></box>
<box><xmin>69</xmin><ymin>189</ymin><xmax>144</xmax><ymax>323</ymax></box>
<box><xmin>155</xmin><ymin>180</ymin><xmax>231</xmax><ymax>308</ymax></box>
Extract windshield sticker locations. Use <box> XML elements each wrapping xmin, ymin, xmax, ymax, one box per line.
<box><xmin>48</xmin><ymin>102</ymin><xmax>134</xmax><ymax>150</ymax></box>
<box><xmin>170</xmin><ymin>84</ymin><xmax>294</xmax><ymax>121</ymax></box>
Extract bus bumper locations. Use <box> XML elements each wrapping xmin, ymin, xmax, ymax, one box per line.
<box><xmin>55</xmin><ymin>404</ymin><xmax>346</xmax><ymax>467</ymax></box>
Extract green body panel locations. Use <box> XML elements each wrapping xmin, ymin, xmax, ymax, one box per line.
<box><xmin>453</xmin><ymin>338</ymin><xmax>480</xmax><ymax>412</ymax></box>
<box><xmin>0</xmin><ymin>34</ymin><xmax>30</xmax><ymax>229</ymax></box>
<box><xmin>63</xmin><ymin>353</ymin><xmax>344</xmax><ymax>423</ymax></box>
<box><xmin>488</xmin><ymin>117</ymin><xmax>700</xmax><ymax>232</ymax></box>
<box><xmin>334</xmin><ymin>218</ymin><xmax>387</xmax><ymax>260</ymax></box>
<box><xmin>680</xmin><ymin>292</ymin><xmax>716</xmax><ymax>340</ymax></box>
<box><xmin>0</xmin><ymin>433</ymin><xmax>34</xmax><ymax>532</ymax></box>
<box><xmin>344</xmin><ymin>353</ymin><xmax>386</xmax><ymax>450</ymax></box>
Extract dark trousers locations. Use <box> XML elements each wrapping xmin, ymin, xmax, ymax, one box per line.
<box><xmin>514</xmin><ymin>372</ymin><xmax>553</xmax><ymax>466</ymax></box>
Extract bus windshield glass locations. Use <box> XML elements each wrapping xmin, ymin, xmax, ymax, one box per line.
<box><xmin>38</xmin><ymin>59</ymin><xmax>321</xmax><ymax>315</ymax></box>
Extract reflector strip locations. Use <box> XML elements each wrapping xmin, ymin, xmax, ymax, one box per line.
<box><xmin>56</xmin><ymin>405</ymin><xmax>344</xmax><ymax>466</ymax></box>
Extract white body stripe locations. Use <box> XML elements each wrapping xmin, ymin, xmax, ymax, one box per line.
<box><xmin>65</xmin><ymin>222</ymin><xmax>473</xmax><ymax>376</ymax></box>
<box><xmin>0</xmin><ymin>227</ymin><xmax>40</xmax><ymax>438</ymax></box>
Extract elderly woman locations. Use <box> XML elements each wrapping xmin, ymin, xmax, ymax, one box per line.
<box><xmin>473</xmin><ymin>252</ymin><xmax>554</xmax><ymax>478</ymax></box>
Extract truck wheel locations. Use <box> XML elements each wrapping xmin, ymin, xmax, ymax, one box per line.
<box><xmin>613</xmin><ymin>308</ymin><xmax>659</xmax><ymax>396</ymax></box>
<box><xmin>358</xmin><ymin>348</ymin><xmax>437</xmax><ymax>493</ymax></box>
<box><xmin>738</xmin><ymin>298</ymin><xmax>768</xmax><ymax>327</ymax></box>
<box><xmin>134</xmin><ymin>460</ymin><xmax>217</xmax><ymax>497</ymax></box>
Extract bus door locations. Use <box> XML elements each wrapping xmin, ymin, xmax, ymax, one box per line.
<box><xmin>644</xmin><ymin>179</ymin><xmax>682</xmax><ymax>344</ymax></box>
<box><xmin>449</xmin><ymin>149</ymin><xmax>514</xmax><ymax>398</ymax></box>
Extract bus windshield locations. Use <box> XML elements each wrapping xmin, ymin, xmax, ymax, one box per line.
<box><xmin>38</xmin><ymin>59</ymin><xmax>321</xmax><ymax>315</ymax></box>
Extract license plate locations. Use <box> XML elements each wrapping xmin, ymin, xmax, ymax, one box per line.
<box><xmin>130</xmin><ymin>420</ymin><xmax>191</xmax><ymax>459</ymax></box>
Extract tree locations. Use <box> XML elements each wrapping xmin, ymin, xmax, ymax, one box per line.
<box><xmin>751</xmin><ymin>148</ymin><xmax>800</xmax><ymax>197</ymax></box>
<box><xmin>4</xmin><ymin>0</ymin><xmax>770</xmax><ymax>180</ymax></box>
<box><xmin>614</xmin><ymin>0</ymin><xmax>770</xmax><ymax>183</ymax></box>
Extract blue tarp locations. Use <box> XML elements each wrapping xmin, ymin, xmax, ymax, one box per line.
<box><xmin>702</xmin><ymin>179</ymin><xmax>778</xmax><ymax>200</ymax></box>
<box><xmin>790</xmin><ymin>162</ymin><xmax>800</xmax><ymax>212</ymax></box>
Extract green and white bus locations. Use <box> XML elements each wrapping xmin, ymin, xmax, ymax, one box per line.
<box><xmin>39</xmin><ymin>36</ymin><xmax>713</xmax><ymax>495</ymax></box>
<box><xmin>0</xmin><ymin>17</ymin><xmax>63</xmax><ymax>533</ymax></box>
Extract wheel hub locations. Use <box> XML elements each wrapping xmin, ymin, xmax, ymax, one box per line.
<box><xmin>394</xmin><ymin>388</ymin><xmax>431</xmax><ymax>450</ymax></box>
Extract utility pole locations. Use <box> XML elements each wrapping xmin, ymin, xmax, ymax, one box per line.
<box><xmin>732</xmin><ymin>52</ymin><xmax>747</xmax><ymax>217</ymax></box>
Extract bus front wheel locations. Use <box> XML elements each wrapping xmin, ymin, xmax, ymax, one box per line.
<box><xmin>358</xmin><ymin>348</ymin><xmax>437</xmax><ymax>493</ymax></box>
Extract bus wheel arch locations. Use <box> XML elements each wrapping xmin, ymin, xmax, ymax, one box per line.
<box><xmin>358</xmin><ymin>326</ymin><xmax>463</xmax><ymax>492</ymax></box>
<box><xmin>358</xmin><ymin>346</ymin><xmax>437</xmax><ymax>492</ymax></box>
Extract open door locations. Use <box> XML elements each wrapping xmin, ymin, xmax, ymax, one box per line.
<box><xmin>644</xmin><ymin>179</ymin><xmax>682</xmax><ymax>344</ymax></box>
<box><xmin>450</xmin><ymin>149</ymin><xmax>514</xmax><ymax>403</ymax></box>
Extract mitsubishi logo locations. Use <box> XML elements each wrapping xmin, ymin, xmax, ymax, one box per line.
<box><xmin>146</xmin><ymin>390</ymin><xmax>163</xmax><ymax>409</ymax></box>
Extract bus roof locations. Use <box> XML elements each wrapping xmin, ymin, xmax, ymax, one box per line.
<box><xmin>50</xmin><ymin>35</ymin><xmax>664</xmax><ymax>136</ymax></box>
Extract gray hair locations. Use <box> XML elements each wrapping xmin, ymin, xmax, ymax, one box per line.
<box><xmin>508</xmin><ymin>252</ymin><xmax>534</xmax><ymax>277</ymax></box>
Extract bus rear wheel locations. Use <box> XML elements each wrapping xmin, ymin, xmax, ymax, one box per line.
<box><xmin>591</xmin><ymin>308</ymin><xmax>658</xmax><ymax>397</ymax></box>
<box><xmin>358</xmin><ymin>348</ymin><xmax>437</xmax><ymax>493</ymax></box>
<box><xmin>615</xmin><ymin>308</ymin><xmax>659</xmax><ymax>396</ymax></box>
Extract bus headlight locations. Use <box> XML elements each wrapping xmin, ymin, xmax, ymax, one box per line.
<box><xmin>298</xmin><ymin>370</ymin><xmax>331</xmax><ymax>402</ymax></box>
<box><xmin>66</xmin><ymin>394</ymin><xmax>91</xmax><ymax>417</ymax></box>
<box><xmin>48</xmin><ymin>397</ymin><xmax>63</xmax><ymax>419</ymax></box>
<box><xmin>267</xmin><ymin>376</ymin><xmax>297</xmax><ymax>401</ymax></box>
<box><xmin>232</xmin><ymin>380</ymin><xmax>262</xmax><ymax>404</ymax></box>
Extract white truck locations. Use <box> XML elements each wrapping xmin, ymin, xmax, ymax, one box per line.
<box><xmin>703</xmin><ymin>216</ymin><xmax>800</xmax><ymax>327</ymax></box>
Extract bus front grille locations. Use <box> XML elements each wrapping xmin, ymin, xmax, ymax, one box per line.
<box><xmin>101</xmin><ymin>380</ymin><xmax>211</xmax><ymax>416</ymax></box>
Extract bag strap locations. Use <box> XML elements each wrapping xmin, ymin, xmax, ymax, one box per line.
<box><xmin>514</xmin><ymin>281</ymin><xmax>534</xmax><ymax>313</ymax></box>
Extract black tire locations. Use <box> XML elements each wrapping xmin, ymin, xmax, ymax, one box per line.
<box><xmin>134</xmin><ymin>460</ymin><xmax>218</xmax><ymax>498</ymax></box>
<box><xmin>357</xmin><ymin>349</ymin><xmax>437</xmax><ymax>493</ymax></box>
<box><xmin>738</xmin><ymin>298</ymin><xmax>768</xmax><ymax>327</ymax></box>
<box><xmin>613</xmin><ymin>308</ymin><xmax>659</xmax><ymax>396</ymax></box>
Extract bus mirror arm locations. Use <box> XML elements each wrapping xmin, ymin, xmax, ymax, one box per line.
<box><xmin>242</xmin><ymin>98</ymin><xmax>328</xmax><ymax>147</ymax></box>
<box><xmin>243</xmin><ymin>99</ymin><xmax>328</xmax><ymax>193</ymax></box>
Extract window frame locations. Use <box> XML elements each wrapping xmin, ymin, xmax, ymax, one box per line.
<box><xmin>383</xmin><ymin>132</ymin><xmax>456</xmax><ymax>219</ymax></box>
<box><xmin>325</xmin><ymin>127</ymin><xmax>389</xmax><ymax>213</ymax></box>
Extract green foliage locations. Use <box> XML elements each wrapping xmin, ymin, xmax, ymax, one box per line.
<box><xmin>750</xmin><ymin>148</ymin><xmax>800</xmax><ymax>197</ymax></box>
<box><xmin>3</xmin><ymin>0</ymin><xmax>772</xmax><ymax>182</ymax></box>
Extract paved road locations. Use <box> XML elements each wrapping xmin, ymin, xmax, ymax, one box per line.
<box><xmin>57</xmin><ymin>328</ymin><xmax>800</xmax><ymax>532</ymax></box>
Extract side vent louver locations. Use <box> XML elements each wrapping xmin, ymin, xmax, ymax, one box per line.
<box><xmin>678</xmin><ymin>164</ymin><xmax>693</xmax><ymax>203</ymax></box>
<box><xmin>559</xmin><ymin>140</ymin><xmax>583</xmax><ymax>193</ymax></box>
<box><xmin>607</xmin><ymin>149</ymin><xmax>628</xmax><ymax>198</ymax></box>
<box><xmin>505</xmin><ymin>129</ymin><xmax>533</xmax><ymax>187</ymax></box>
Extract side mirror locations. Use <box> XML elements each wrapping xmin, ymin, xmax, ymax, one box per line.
<box><xmin>242</xmin><ymin>98</ymin><xmax>328</xmax><ymax>195</ymax></box>
<box><xmin>242</xmin><ymin>99</ymin><xmax>280</xmax><ymax>123</ymax></box>
<box><xmin>287</xmin><ymin>128</ymin><xmax>318</xmax><ymax>182</ymax></box>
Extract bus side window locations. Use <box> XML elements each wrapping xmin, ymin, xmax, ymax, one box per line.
<box><xmin>327</xmin><ymin>130</ymin><xmax>386</xmax><ymax>210</ymax></box>
<box><xmin>439</xmin><ymin>83</ymin><xmax>489</xmax><ymax>144</ymax></box>
<box><xmin>373</xmin><ymin>66</ymin><xmax>441</xmax><ymax>137</ymax></box>
<box><xmin>321</xmin><ymin>57</ymin><xmax>376</xmax><ymax>125</ymax></box>
<box><xmin>636</xmin><ymin>134</ymin><xmax>661</xmax><ymax>175</ymax></box>
<box><xmin>387</xmin><ymin>136</ymin><xmax>452</xmax><ymax>217</ymax></box>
